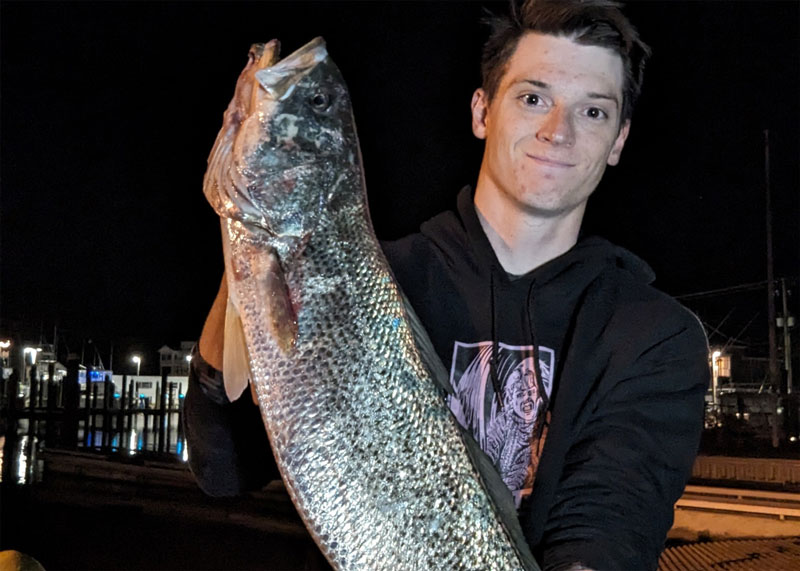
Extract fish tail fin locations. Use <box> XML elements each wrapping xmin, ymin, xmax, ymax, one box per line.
<box><xmin>223</xmin><ymin>297</ymin><xmax>253</xmax><ymax>402</ymax></box>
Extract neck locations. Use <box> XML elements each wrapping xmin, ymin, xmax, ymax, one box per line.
<box><xmin>473</xmin><ymin>185</ymin><xmax>584</xmax><ymax>276</ymax></box>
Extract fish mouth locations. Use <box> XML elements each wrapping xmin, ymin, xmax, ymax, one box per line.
<box><xmin>271</xmin><ymin>36</ymin><xmax>327</xmax><ymax>69</ymax></box>
<box><xmin>248</xmin><ymin>40</ymin><xmax>281</xmax><ymax>110</ymax></box>
<box><xmin>249</xmin><ymin>40</ymin><xmax>281</xmax><ymax>68</ymax></box>
<box><xmin>255</xmin><ymin>37</ymin><xmax>328</xmax><ymax>100</ymax></box>
<box><xmin>248</xmin><ymin>36</ymin><xmax>326</xmax><ymax>73</ymax></box>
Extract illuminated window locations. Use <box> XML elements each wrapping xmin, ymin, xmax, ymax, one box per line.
<box><xmin>710</xmin><ymin>351</ymin><xmax>731</xmax><ymax>378</ymax></box>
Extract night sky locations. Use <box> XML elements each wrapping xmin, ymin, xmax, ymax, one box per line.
<box><xmin>2</xmin><ymin>1</ymin><xmax>798</xmax><ymax>373</ymax></box>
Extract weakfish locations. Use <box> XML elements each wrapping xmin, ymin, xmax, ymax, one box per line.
<box><xmin>202</xmin><ymin>37</ymin><xmax>539</xmax><ymax>570</ymax></box>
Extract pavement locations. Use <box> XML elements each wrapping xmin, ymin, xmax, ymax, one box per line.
<box><xmin>1</xmin><ymin>450</ymin><xmax>330</xmax><ymax>570</ymax></box>
<box><xmin>3</xmin><ymin>449</ymin><xmax>800</xmax><ymax>570</ymax></box>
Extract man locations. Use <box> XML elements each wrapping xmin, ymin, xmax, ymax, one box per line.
<box><xmin>184</xmin><ymin>1</ymin><xmax>709</xmax><ymax>569</ymax></box>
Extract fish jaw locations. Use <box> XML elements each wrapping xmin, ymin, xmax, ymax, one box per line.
<box><xmin>203</xmin><ymin>39</ymin><xmax>281</xmax><ymax>227</ymax></box>
<box><xmin>254</xmin><ymin>37</ymin><xmax>328</xmax><ymax>101</ymax></box>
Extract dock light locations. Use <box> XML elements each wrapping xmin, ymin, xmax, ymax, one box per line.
<box><xmin>710</xmin><ymin>350</ymin><xmax>722</xmax><ymax>408</ymax></box>
<box><xmin>23</xmin><ymin>347</ymin><xmax>40</xmax><ymax>365</ymax></box>
<box><xmin>131</xmin><ymin>355</ymin><xmax>141</xmax><ymax>376</ymax></box>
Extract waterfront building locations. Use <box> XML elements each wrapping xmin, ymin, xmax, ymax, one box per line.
<box><xmin>158</xmin><ymin>342</ymin><xmax>193</xmax><ymax>376</ymax></box>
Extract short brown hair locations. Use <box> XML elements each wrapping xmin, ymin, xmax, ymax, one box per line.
<box><xmin>481</xmin><ymin>0</ymin><xmax>651</xmax><ymax>123</ymax></box>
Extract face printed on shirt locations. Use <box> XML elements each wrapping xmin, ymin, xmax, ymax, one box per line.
<box><xmin>504</xmin><ymin>360</ymin><xmax>541</xmax><ymax>423</ymax></box>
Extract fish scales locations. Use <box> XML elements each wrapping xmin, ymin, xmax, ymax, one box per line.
<box><xmin>203</xmin><ymin>37</ymin><xmax>538</xmax><ymax>571</ymax></box>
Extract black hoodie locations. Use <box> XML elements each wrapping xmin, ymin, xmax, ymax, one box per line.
<box><xmin>184</xmin><ymin>186</ymin><xmax>709</xmax><ymax>571</ymax></box>
<box><xmin>382</xmin><ymin>187</ymin><xmax>709</xmax><ymax>571</ymax></box>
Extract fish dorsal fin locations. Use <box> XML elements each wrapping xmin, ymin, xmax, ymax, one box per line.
<box><xmin>223</xmin><ymin>298</ymin><xmax>253</xmax><ymax>402</ymax></box>
<box><xmin>399</xmin><ymin>289</ymin><xmax>454</xmax><ymax>398</ymax></box>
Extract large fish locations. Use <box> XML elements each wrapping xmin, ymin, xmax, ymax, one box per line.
<box><xmin>202</xmin><ymin>37</ymin><xmax>539</xmax><ymax>571</ymax></box>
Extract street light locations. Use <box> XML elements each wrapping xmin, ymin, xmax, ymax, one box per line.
<box><xmin>0</xmin><ymin>339</ymin><xmax>10</xmax><ymax>366</ymax></box>
<box><xmin>132</xmin><ymin>355</ymin><xmax>141</xmax><ymax>376</ymax></box>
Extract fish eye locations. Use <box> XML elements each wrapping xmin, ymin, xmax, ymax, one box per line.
<box><xmin>309</xmin><ymin>92</ymin><xmax>332</xmax><ymax>112</ymax></box>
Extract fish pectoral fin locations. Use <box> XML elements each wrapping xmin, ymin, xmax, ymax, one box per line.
<box><xmin>223</xmin><ymin>298</ymin><xmax>253</xmax><ymax>402</ymax></box>
<box><xmin>264</xmin><ymin>248</ymin><xmax>298</xmax><ymax>354</ymax></box>
<box><xmin>399</xmin><ymin>288</ymin><xmax>454</xmax><ymax>397</ymax></box>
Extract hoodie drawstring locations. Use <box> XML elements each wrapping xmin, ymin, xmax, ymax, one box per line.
<box><xmin>525</xmin><ymin>279</ymin><xmax>544</xmax><ymax>402</ymax></box>
<box><xmin>490</xmin><ymin>270</ymin><xmax>504</xmax><ymax>410</ymax></box>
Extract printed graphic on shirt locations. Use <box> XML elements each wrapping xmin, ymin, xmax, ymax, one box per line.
<box><xmin>447</xmin><ymin>341</ymin><xmax>554</xmax><ymax>506</ymax></box>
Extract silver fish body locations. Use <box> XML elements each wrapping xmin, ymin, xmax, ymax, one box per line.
<box><xmin>203</xmin><ymin>37</ymin><xmax>539</xmax><ymax>571</ymax></box>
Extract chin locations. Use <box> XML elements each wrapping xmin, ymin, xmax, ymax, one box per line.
<box><xmin>516</xmin><ymin>194</ymin><xmax>586</xmax><ymax>220</ymax></box>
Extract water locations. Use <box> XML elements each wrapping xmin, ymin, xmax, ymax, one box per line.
<box><xmin>1</xmin><ymin>412</ymin><xmax>188</xmax><ymax>484</ymax></box>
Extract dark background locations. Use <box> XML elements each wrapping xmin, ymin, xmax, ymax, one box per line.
<box><xmin>1</xmin><ymin>1</ymin><xmax>798</xmax><ymax>373</ymax></box>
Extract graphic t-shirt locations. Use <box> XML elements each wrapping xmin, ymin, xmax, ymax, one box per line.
<box><xmin>447</xmin><ymin>340</ymin><xmax>554</xmax><ymax>507</ymax></box>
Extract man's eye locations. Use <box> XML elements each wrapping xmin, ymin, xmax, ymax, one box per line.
<box><xmin>585</xmin><ymin>107</ymin><xmax>608</xmax><ymax>120</ymax></box>
<box><xmin>521</xmin><ymin>94</ymin><xmax>542</xmax><ymax>106</ymax></box>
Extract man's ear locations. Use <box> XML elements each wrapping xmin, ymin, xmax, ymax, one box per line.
<box><xmin>607</xmin><ymin>120</ymin><xmax>630</xmax><ymax>166</ymax></box>
<box><xmin>471</xmin><ymin>88</ymin><xmax>489</xmax><ymax>140</ymax></box>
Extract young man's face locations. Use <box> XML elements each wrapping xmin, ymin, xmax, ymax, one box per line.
<box><xmin>472</xmin><ymin>33</ymin><xmax>630</xmax><ymax>219</ymax></box>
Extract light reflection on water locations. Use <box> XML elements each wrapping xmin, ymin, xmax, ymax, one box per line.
<box><xmin>17</xmin><ymin>435</ymin><xmax>29</xmax><ymax>483</ymax></box>
<box><xmin>1</xmin><ymin>414</ymin><xmax>188</xmax><ymax>485</ymax></box>
<box><xmin>0</xmin><ymin>430</ymin><xmax>42</xmax><ymax>485</ymax></box>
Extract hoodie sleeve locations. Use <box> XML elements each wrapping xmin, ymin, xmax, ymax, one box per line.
<box><xmin>537</xmin><ymin>300</ymin><xmax>709</xmax><ymax>571</ymax></box>
<box><xmin>183</xmin><ymin>346</ymin><xmax>280</xmax><ymax>496</ymax></box>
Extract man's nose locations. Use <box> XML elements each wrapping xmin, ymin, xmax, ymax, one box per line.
<box><xmin>536</xmin><ymin>107</ymin><xmax>574</xmax><ymax>146</ymax></box>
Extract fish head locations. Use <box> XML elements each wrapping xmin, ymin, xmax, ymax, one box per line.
<box><xmin>205</xmin><ymin>37</ymin><xmax>358</xmax><ymax>260</ymax></box>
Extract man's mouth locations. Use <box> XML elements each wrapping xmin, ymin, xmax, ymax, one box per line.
<box><xmin>526</xmin><ymin>154</ymin><xmax>575</xmax><ymax>168</ymax></box>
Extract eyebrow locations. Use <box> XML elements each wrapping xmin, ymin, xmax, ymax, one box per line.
<box><xmin>519</xmin><ymin>79</ymin><xmax>620</xmax><ymax>109</ymax></box>
<box><xmin>522</xmin><ymin>79</ymin><xmax>550</xmax><ymax>89</ymax></box>
<box><xmin>587</xmin><ymin>92</ymin><xmax>620</xmax><ymax>109</ymax></box>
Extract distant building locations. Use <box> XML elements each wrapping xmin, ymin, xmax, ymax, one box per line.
<box><xmin>113</xmin><ymin>373</ymin><xmax>188</xmax><ymax>406</ymax></box>
<box><xmin>20</xmin><ymin>342</ymin><xmax>66</xmax><ymax>381</ymax></box>
<box><xmin>158</xmin><ymin>342</ymin><xmax>194</xmax><ymax>376</ymax></box>
<box><xmin>0</xmin><ymin>338</ymin><xmax>11</xmax><ymax>368</ymax></box>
